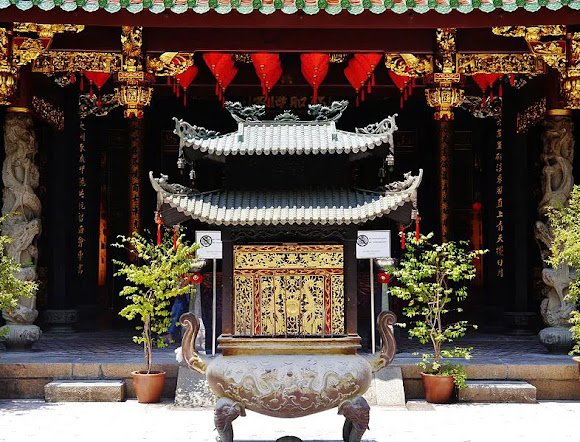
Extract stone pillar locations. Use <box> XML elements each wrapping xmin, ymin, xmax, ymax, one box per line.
<box><xmin>438</xmin><ymin>119</ymin><xmax>452</xmax><ymax>242</ymax></box>
<box><xmin>0</xmin><ymin>108</ymin><xmax>42</xmax><ymax>349</ymax></box>
<box><xmin>535</xmin><ymin>109</ymin><xmax>575</xmax><ymax>352</ymax></box>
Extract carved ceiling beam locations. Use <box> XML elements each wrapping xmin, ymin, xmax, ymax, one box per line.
<box><xmin>32</xmin><ymin>51</ymin><xmax>122</xmax><ymax>74</ymax></box>
<box><xmin>456</xmin><ymin>53</ymin><xmax>545</xmax><ymax>76</ymax></box>
<box><xmin>146</xmin><ymin>52</ymin><xmax>195</xmax><ymax>77</ymax></box>
<box><xmin>13</xmin><ymin>23</ymin><xmax>84</xmax><ymax>40</ymax></box>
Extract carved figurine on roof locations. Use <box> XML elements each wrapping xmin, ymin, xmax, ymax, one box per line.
<box><xmin>150</xmin><ymin>101</ymin><xmax>421</xmax><ymax>442</ymax></box>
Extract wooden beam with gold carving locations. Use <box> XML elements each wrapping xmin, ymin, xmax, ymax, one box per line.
<box><xmin>456</xmin><ymin>53</ymin><xmax>545</xmax><ymax>75</ymax></box>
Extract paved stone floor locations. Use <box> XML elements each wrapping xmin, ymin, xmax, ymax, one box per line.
<box><xmin>0</xmin><ymin>399</ymin><xmax>579</xmax><ymax>442</ymax></box>
<box><xmin>0</xmin><ymin>329</ymin><xmax>573</xmax><ymax>365</ymax></box>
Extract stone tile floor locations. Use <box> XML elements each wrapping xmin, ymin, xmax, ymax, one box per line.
<box><xmin>0</xmin><ymin>330</ymin><xmax>574</xmax><ymax>365</ymax></box>
<box><xmin>0</xmin><ymin>399</ymin><xmax>579</xmax><ymax>442</ymax></box>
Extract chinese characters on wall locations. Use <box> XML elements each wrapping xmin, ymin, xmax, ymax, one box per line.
<box><xmin>77</xmin><ymin>119</ymin><xmax>87</xmax><ymax>276</ymax></box>
<box><xmin>495</xmin><ymin>120</ymin><xmax>504</xmax><ymax>279</ymax></box>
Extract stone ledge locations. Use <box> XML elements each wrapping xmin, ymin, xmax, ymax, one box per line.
<box><xmin>45</xmin><ymin>380</ymin><xmax>126</xmax><ymax>402</ymax></box>
<box><xmin>458</xmin><ymin>380</ymin><xmax>536</xmax><ymax>403</ymax></box>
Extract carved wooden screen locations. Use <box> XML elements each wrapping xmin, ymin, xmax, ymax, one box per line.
<box><xmin>233</xmin><ymin>245</ymin><xmax>345</xmax><ymax>337</ymax></box>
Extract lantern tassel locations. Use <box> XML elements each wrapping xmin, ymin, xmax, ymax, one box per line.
<box><xmin>415</xmin><ymin>214</ymin><xmax>421</xmax><ymax>241</ymax></box>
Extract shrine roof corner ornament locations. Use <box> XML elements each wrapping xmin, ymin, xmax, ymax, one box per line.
<box><xmin>0</xmin><ymin>0</ymin><xmax>576</xmax><ymax>15</ymax></box>
<box><xmin>149</xmin><ymin>169</ymin><xmax>422</xmax><ymax>227</ymax></box>
<box><xmin>173</xmin><ymin>101</ymin><xmax>397</xmax><ymax>157</ymax></box>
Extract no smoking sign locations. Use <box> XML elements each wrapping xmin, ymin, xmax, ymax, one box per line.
<box><xmin>195</xmin><ymin>230</ymin><xmax>222</xmax><ymax>259</ymax></box>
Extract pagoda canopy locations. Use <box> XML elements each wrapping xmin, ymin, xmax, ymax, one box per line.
<box><xmin>150</xmin><ymin>170</ymin><xmax>423</xmax><ymax>227</ymax></box>
<box><xmin>0</xmin><ymin>0</ymin><xmax>575</xmax><ymax>16</ymax></box>
<box><xmin>174</xmin><ymin>101</ymin><xmax>397</xmax><ymax>158</ymax></box>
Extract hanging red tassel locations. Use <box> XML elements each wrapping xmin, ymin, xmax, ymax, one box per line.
<box><xmin>167</xmin><ymin>76</ymin><xmax>171</xmax><ymax>85</ymax></box>
<box><xmin>367</xmin><ymin>79</ymin><xmax>372</xmax><ymax>94</ymax></box>
<box><xmin>509</xmin><ymin>74</ymin><xmax>515</xmax><ymax>87</ymax></box>
<box><xmin>80</xmin><ymin>72</ymin><xmax>84</xmax><ymax>92</ymax></box>
<box><xmin>499</xmin><ymin>82</ymin><xmax>503</xmax><ymax>98</ymax></box>
<box><xmin>70</xmin><ymin>72</ymin><xmax>76</xmax><ymax>85</ymax></box>
<box><xmin>183</xmin><ymin>89</ymin><xmax>187</xmax><ymax>107</ymax></box>
<box><xmin>415</xmin><ymin>214</ymin><xmax>421</xmax><ymax>241</ymax></box>
<box><xmin>361</xmin><ymin>88</ymin><xmax>365</xmax><ymax>102</ymax></box>
<box><xmin>155</xmin><ymin>211</ymin><xmax>163</xmax><ymax>245</ymax></box>
<box><xmin>371</xmin><ymin>72</ymin><xmax>375</xmax><ymax>87</ymax></box>
<box><xmin>400</xmin><ymin>94</ymin><xmax>404</xmax><ymax>109</ymax></box>
<box><xmin>355</xmin><ymin>95</ymin><xmax>359</xmax><ymax>107</ymax></box>
<box><xmin>400</xmin><ymin>226</ymin><xmax>406</xmax><ymax>250</ymax></box>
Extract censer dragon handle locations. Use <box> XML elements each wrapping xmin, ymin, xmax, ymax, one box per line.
<box><xmin>371</xmin><ymin>310</ymin><xmax>397</xmax><ymax>373</ymax></box>
<box><xmin>179</xmin><ymin>312</ymin><xmax>207</xmax><ymax>374</ymax></box>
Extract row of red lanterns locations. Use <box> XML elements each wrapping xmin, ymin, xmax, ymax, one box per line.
<box><xmin>76</xmin><ymin>56</ymin><xmax>517</xmax><ymax>109</ymax></box>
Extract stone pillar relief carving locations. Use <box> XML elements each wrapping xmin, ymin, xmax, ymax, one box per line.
<box><xmin>0</xmin><ymin>110</ymin><xmax>42</xmax><ymax>349</ymax></box>
<box><xmin>535</xmin><ymin>112</ymin><xmax>575</xmax><ymax>352</ymax></box>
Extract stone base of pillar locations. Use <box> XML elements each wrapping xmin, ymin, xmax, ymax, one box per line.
<box><xmin>43</xmin><ymin>309</ymin><xmax>78</xmax><ymax>333</ymax></box>
<box><xmin>503</xmin><ymin>312</ymin><xmax>540</xmax><ymax>336</ymax></box>
<box><xmin>0</xmin><ymin>323</ymin><xmax>42</xmax><ymax>350</ymax></box>
<box><xmin>538</xmin><ymin>326</ymin><xmax>574</xmax><ymax>353</ymax></box>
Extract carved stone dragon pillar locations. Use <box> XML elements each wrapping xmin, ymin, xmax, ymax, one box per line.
<box><xmin>0</xmin><ymin>108</ymin><xmax>42</xmax><ymax>349</ymax></box>
<box><xmin>535</xmin><ymin>109</ymin><xmax>575</xmax><ymax>352</ymax></box>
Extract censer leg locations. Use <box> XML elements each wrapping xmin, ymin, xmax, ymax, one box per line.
<box><xmin>214</xmin><ymin>397</ymin><xmax>245</xmax><ymax>442</ymax></box>
<box><xmin>338</xmin><ymin>396</ymin><xmax>370</xmax><ymax>442</ymax></box>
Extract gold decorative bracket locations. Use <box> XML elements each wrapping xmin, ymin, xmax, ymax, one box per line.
<box><xmin>32</xmin><ymin>51</ymin><xmax>123</xmax><ymax>74</ymax></box>
<box><xmin>146</xmin><ymin>52</ymin><xmax>195</xmax><ymax>77</ymax></box>
<box><xmin>384</xmin><ymin>54</ymin><xmax>433</xmax><ymax>78</ymax></box>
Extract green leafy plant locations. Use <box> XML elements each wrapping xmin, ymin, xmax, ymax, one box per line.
<box><xmin>0</xmin><ymin>214</ymin><xmax>38</xmax><ymax>338</ymax></box>
<box><xmin>112</xmin><ymin>229</ymin><xmax>199</xmax><ymax>373</ymax></box>
<box><xmin>546</xmin><ymin>185</ymin><xmax>580</xmax><ymax>355</ymax></box>
<box><xmin>389</xmin><ymin>232</ymin><xmax>486</xmax><ymax>388</ymax></box>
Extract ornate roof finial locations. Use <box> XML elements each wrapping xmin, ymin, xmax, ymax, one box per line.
<box><xmin>308</xmin><ymin>100</ymin><xmax>349</xmax><ymax>121</ymax></box>
<box><xmin>224</xmin><ymin>101</ymin><xmax>266</xmax><ymax>122</ymax></box>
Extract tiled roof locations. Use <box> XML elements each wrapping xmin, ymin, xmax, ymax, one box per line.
<box><xmin>150</xmin><ymin>170</ymin><xmax>422</xmax><ymax>226</ymax></box>
<box><xmin>176</xmin><ymin>120</ymin><xmax>395</xmax><ymax>156</ymax></box>
<box><xmin>0</xmin><ymin>0</ymin><xmax>575</xmax><ymax>15</ymax></box>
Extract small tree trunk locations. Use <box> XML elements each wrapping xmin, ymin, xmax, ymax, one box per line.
<box><xmin>144</xmin><ymin>316</ymin><xmax>152</xmax><ymax>374</ymax></box>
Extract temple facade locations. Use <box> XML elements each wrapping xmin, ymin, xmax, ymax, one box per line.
<box><xmin>0</xmin><ymin>9</ymin><xmax>576</xmax><ymax>352</ymax></box>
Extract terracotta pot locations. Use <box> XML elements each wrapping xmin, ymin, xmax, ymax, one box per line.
<box><xmin>132</xmin><ymin>371</ymin><xmax>166</xmax><ymax>403</ymax></box>
<box><xmin>573</xmin><ymin>356</ymin><xmax>580</xmax><ymax>380</ymax></box>
<box><xmin>421</xmin><ymin>372</ymin><xmax>455</xmax><ymax>404</ymax></box>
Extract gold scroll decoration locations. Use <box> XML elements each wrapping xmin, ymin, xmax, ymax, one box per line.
<box><xmin>233</xmin><ymin>245</ymin><xmax>345</xmax><ymax>338</ymax></box>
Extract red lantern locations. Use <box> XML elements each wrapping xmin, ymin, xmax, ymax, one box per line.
<box><xmin>301</xmin><ymin>53</ymin><xmax>330</xmax><ymax>104</ymax></box>
<box><xmin>252</xmin><ymin>53</ymin><xmax>282</xmax><ymax>105</ymax></box>
<box><xmin>203</xmin><ymin>53</ymin><xmax>238</xmax><ymax>102</ymax></box>
<box><xmin>388</xmin><ymin>71</ymin><xmax>413</xmax><ymax>108</ymax></box>
<box><xmin>83</xmin><ymin>71</ymin><xmax>111</xmax><ymax>106</ymax></box>
<box><xmin>377</xmin><ymin>272</ymin><xmax>391</xmax><ymax>285</ymax></box>
<box><xmin>190</xmin><ymin>272</ymin><xmax>204</xmax><ymax>284</ymax></box>
<box><xmin>175</xmin><ymin>65</ymin><xmax>198</xmax><ymax>106</ymax></box>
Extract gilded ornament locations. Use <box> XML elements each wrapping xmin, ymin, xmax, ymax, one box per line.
<box><xmin>11</xmin><ymin>37</ymin><xmax>48</xmax><ymax>66</ymax></box>
<box><xmin>329</xmin><ymin>53</ymin><xmax>348</xmax><ymax>64</ymax></box>
<box><xmin>31</xmin><ymin>96</ymin><xmax>64</xmax><ymax>131</ymax></box>
<box><xmin>384</xmin><ymin>53</ymin><xmax>433</xmax><ymax>77</ymax></box>
<box><xmin>492</xmin><ymin>26</ymin><xmax>566</xmax><ymax>42</ymax></box>
<box><xmin>425</xmin><ymin>86</ymin><xmax>464</xmax><ymax>120</ymax></box>
<box><xmin>146</xmin><ymin>52</ymin><xmax>195</xmax><ymax>77</ymax></box>
<box><xmin>32</xmin><ymin>51</ymin><xmax>122</xmax><ymax>74</ymax></box>
<box><xmin>0</xmin><ymin>29</ymin><xmax>17</xmax><ymax>105</ymax></box>
<box><xmin>435</xmin><ymin>28</ymin><xmax>457</xmax><ymax>74</ymax></box>
<box><xmin>13</xmin><ymin>23</ymin><xmax>84</xmax><ymax>39</ymax></box>
<box><xmin>233</xmin><ymin>53</ymin><xmax>252</xmax><ymax>64</ymax></box>
<box><xmin>456</xmin><ymin>53</ymin><xmax>545</xmax><ymax>75</ymax></box>
<box><xmin>115</xmin><ymin>84</ymin><xmax>153</xmax><ymax>119</ymax></box>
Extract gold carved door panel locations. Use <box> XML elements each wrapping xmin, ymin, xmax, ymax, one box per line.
<box><xmin>233</xmin><ymin>245</ymin><xmax>345</xmax><ymax>337</ymax></box>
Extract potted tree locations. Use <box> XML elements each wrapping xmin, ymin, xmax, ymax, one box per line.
<box><xmin>545</xmin><ymin>185</ymin><xmax>580</xmax><ymax>364</ymax></box>
<box><xmin>389</xmin><ymin>232</ymin><xmax>486</xmax><ymax>403</ymax></box>
<box><xmin>0</xmin><ymin>214</ymin><xmax>38</xmax><ymax>342</ymax></box>
<box><xmin>113</xmin><ymin>229</ymin><xmax>199</xmax><ymax>403</ymax></box>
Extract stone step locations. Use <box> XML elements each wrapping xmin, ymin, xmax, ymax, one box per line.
<box><xmin>45</xmin><ymin>380</ymin><xmax>126</xmax><ymax>403</ymax></box>
<box><xmin>458</xmin><ymin>380</ymin><xmax>536</xmax><ymax>403</ymax></box>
